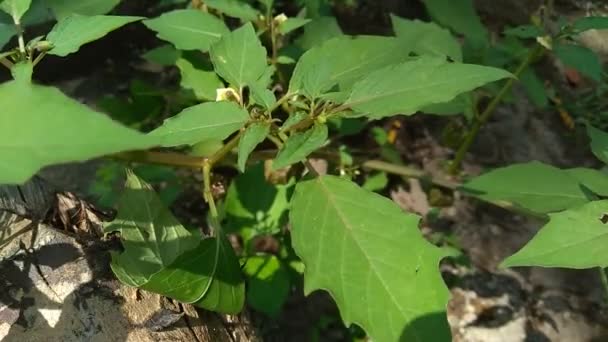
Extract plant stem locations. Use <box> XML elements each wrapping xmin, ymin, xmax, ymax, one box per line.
<box><xmin>208</xmin><ymin>130</ymin><xmax>243</xmax><ymax>166</ymax></box>
<box><xmin>448</xmin><ymin>44</ymin><xmax>544</xmax><ymax>174</ymax></box>
<box><xmin>0</xmin><ymin>57</ymin><xmax>13</xmax><ymax>69</ymax></box>
<box><xmin>361</xmin><ymin>160</ymin><xmax>459</xmax><ymax>190</ymax></box>
<box><xmin>112</xmin><ymin>150</ymin><xmax>205</xmax><ymax>168</ymax></box>
<box><xmin>599</xmin><ymin>267</ymin><xmax>608</xmax><ymax>306</ymax></box>
<box><xmin>268</xmin><ymin>92</ymin><xmax>293</xmax><ymax>114</ymax></box>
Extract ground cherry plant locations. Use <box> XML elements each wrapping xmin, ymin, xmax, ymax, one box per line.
<box><xmin>2</xmin><ymin>0</ymin><xmax>608</xmax><ymax>341</ymax></box>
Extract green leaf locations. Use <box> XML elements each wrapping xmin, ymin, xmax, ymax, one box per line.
<box><xmin>289</xmin><ymin>36</ymin><xmax>412</xmax><ymax>99</ymax></box>
<box><xmin>422</xmin><ymin>0</ymin><xmax>488</xmax><ymax>46</ymax></box>
<box><xmin>149</xmin><ymin>101</ymin><xmax>249</xmax><ymax>147</ymax></box>
<box><xmin>273</xmin><ymin>124</ymin><xmax>328</xmax><ymax>169</ymax></box>
<box><xmin>142</xmin><ymin>237</ymin><xmax>245</xmax><ymax>314</ymax></box>
<box><xmin>290</xmin><ymin>176</ymin><xmax>451</xmax><ymax>341</ymax></box>
<box><xmin>243</xmin><ymin>255</ymin><xmax>290</xmax><ymax>317</ymax></box>
<box><xmin>250</xmin><ymin>82</ymin><xmax>276</xmax><ymax>109</ymax></box>
<box><xmin>204</xmin><ymin>0</ymin><xmax>259</xmax><ymax>21</ymax></box>
<box><xmin>504</xmin><ymin>25</ymin><xmax>543</xmax><ymax>39</ymax></box>
<box><xmin>144</xmin><ymin>9</ymin><xmax>229</xmax><ymax>51</ymax></box>
<box><xmin>47</xmin><ymin>14</ymin><xmax>143</xmax><ymax>56</ymax></box>
<box><xmin>296</xmin><ymin>16</ymin><xmax>342</xmax><ymax>50</ymax></box>
<box><xmin>0</xmin><ymin>20</ymin><xmax>16</xmax><ymax>49</ymax></box>
<box><xmin>362</xmin><ymin>172</ymin><xmax>388</xmax><ymax>192</ymax></box>
<box><xmin>573</xmin><ymin>16</ymin><xmax>608</xmax><ymax>32</ymax></box>
<box><xmin>519</xmin><ymin>67</ymin><xmax>548</xmax><ymax>108</ymax></box>
<box><xmin>554</xmin><ymin>43</ymin><xmax>601</xmax><ymax>82</ymax></box>
<box><xmin>501</xmin><ymin>200</ymin><xmax>608</xmax><ymax>269</ymax></box>
<box><xmin>566</xmin><ymin>168</ymin><xmax>608</xmax><ymax>197</ymax></box>
<box><xmin>0</xmin><ymin>65</ymin><xmax>155</xmax><ymax>184</ymax></box>
<box><xmin>105</xmin><ymin>170</ymin><xmax>200</xmax><ymax>286</ymax></box>
<box><xmin>224</xmin><ymin>163</ymin><xmax>291</xmax><ymax>236</ymax></box>
<box><xmin>462</xmin><ymin>161</ymin><xmax>591</xmax><ymax>213</ymax></box>
<box><xmin>391</xmin><ymin>15</ymin><xmax>462</xmax><ymax>62</ymax></box>
<box><xmin>279</xmin><ymin>17</ymin><xmax>311</xmax><ymax>35</ymax></box>
<box><xmin>176</xmin><ymin>58</ymin><xmax>223</xmax><ymax>101</ymax></box>
<box><xmin>0</xmin><ymin>0</ymin><xmax>31</xmax><ymax>21</ymax></box>
<box><xmin>143</xmin><ymin>44</ymin><xmax>181</xmax><ymax>66</ymax></box>
<box><xmin>345</xmin><ymin>57</ymin><xmax>511</xmax><ymax>119</ymax></box>
<box><xmin>422</xmin><ymin>93</ymin><xmax>471</xmax><ymax>116</ymax></box>
<box><xmin>46</xmin><ymin>0</ymin><xmax>120</xmax><ymax>20</ymax></box>
<box><xmin>588</xmin><ymin>125</ymin><xmax>608</xmax><ymax>165</ymax></box>
<box><xmin>210</xmin><ymin>23</ymin><xmax>268</xmax><ymax>89</ymax></box>
<box><xmin>237</xmin><ymin>122</ymin><xmax>270</xmax><ymax>172</ymax></box>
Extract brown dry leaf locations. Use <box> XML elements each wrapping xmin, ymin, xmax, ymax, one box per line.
<box><xmin>390</xmin><ymin>179</ymin><xmax>430</xmax><ymax>216</ymax></box>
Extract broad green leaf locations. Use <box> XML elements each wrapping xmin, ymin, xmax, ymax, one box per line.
<box><xmin>204</xmin><ymin>0</ymin><xmax>259</xmax><ymax>21</ymax></box>
<box><xmin>142</xmin><ymin>237</ymin><xmax>245</xmax><ymax>314</ymax></box>
<box><xmin>144</xmin><ymin>9</ymin><xmax>229</xmax><ymax>51</ymax></box>
<box><xmin>243</xmin><ymin>255</ymin><xmax>290</xmax><ymax>317</ymax></box>
<box><xmin>296</xmin><ymin>16</ymin><xmax>342</xmax><ymax>50</ymax></box>
<box><xmin>279</xmin><ymin>17</ymin><xmax>311</xmax><ymax>35</ymax></box>
<box><xmin>237</xmin><ymin>122</ymin><xmax>270</xmax><ymax>172</ymax></box>
<box><xmin>250</xmin><ymin>82</ymin><xmax>276</xmax><ymax>109</ymax></box>
<box><xmin>105</xmin><ymin>170</ymin><xmax>200</xmax><ymax>286</ymax></box>
<box><xmin>588</xmin><ymin>125</ymin><xmax>608</xmax><ymax>165</ymax></box>
<box><xmin>0</xmin><ymin>0</ymin><xmax>31</xmax><ymax>21</ymax></box>
<box><xmin>422</xmin><ymin>93</ymin><xmax>471</xmax><ymax>116</ymax></box>
<box><xmin>46</xmin><ymin>0</ymin><xmax>120</xmax><ymax>20</ymax></box>
<box><xmin>224</xmin><ymin>163</ymin><xmax>291</xmax><ymax>236</ymax></box>
<box><xmin>345</xmin><ymin>57</ymin><xmax>511</xmax><ymax>119</ymax></box>
<box><xmin>0</xmin><ymin>64</ymin><xmax>155</xmax><ymax>184</ymax></box>
<box><xmin>210</xmin><ymin>23</ymin><xmax>268</xmax><ymax>89</ymax></box>
<box><xmin>554</xmin><ymin>43</ymin><xmax>601</xmax><ymax>81</ymax></box>
<box><xmin>422</xmin><ymin>0</ymin><xmax>488</xmax><ymax>47</ymax></box>
<box><xmin>289</xmin><ymin>36</ymin><xmax>412</xmax><ymax>99</ymax></box>
<box><xmin>273</xmin><ymin>124</ymin><xmax>327</xmax><ymax>169</ymax></box>
<box><xmin>462</xmin><ymin>161</ymin><xmax>591</xmax><ymax>213</ymax></box>
<box><xmin>502</xmin><ymin>200</ymin><xmax>608</xmax><ymax>269</ymax></box>
<box><xmin>176</xmin><ymin>58</ymin><xmax>223</xmax><ymax>101</ymax></box>
<box><xmin>391</xmin><ymin>15</ymin><xmax>462</xmax><ymax>62</ymax></box>
<box><xmin>290</xmin><ymin>176</ymin><xmax>451</xmax><ymax>341</ymax></box>
<box><xmin>504</xmin><ymin>25</ymin><xmax>543</xmax><ymax>39</ymax></box>
<box><xmin>519</xmin><ymin>67</ymin><xmax>548</xmax><ymax>108</ymax></box>
<box><xmin>143</xmin><ymin>44</ymin><xmax>181</xmax><ymax>66</ymax></box>
<box><xmin>47</xmin><ymin>14</ymin><xmax>143</xmax><ymax>56</ymax></box>
<box><xmin>573</xmin><ymin>16</ymin><xmax>608</xmax><ymax>32</ymax></box>
<box><xmin>566</xmin><ymin>168</ymin><xmax>608</xmax><ymax>197</ymax></box>
<box><xmin>149</xmin><ymin>101</ymin><xmax>249</xmax><ymax>147</ymax></box>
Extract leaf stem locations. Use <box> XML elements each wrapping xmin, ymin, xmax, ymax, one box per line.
<box><xmin>448</xmin><ymin>44</ymin><xmax>545</xmax><ymax>174</ymax></box>
<box><xmin>0</xmin><ymin>57</ymin><xmax>13</xmax><ymax>69</ymax></box>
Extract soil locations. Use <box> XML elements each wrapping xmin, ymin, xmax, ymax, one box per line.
<box><xmin>3</xmin><ymin>0</ymin><xmax>608</xmax><ymax>341</ymax></box>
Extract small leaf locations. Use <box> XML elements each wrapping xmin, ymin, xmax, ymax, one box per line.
<box><xmin>290</xmin><ymin>176</ymin><xmax>451</xmax><ymax>341</ymax></box>
<box><xmin>296</xmin><ymin>16</ymin><xmax>343</xmax><ymax>50</ymax></box>
<box><xmin>0</xmin><ymin>20</ymin><xmax>16</xmax><ymax>49</ymax></box>
<box><xmin>588</xmin><ymin>125</ymin><xmax>608</xmax><ymax>165</ymax></box>
<box><xmin>273</xmin><ymin>124</ymin><xmax>328</xmax><ymax>169</ymax></box>
<box><xmin>345</xmin><ymin>57</ymin><xmax>511</xmax><ymax>119</ymax></box>
<box><xmin>47</xmin><ymin>14</ymin><xmax>143</xmax><ymax>56</ymax></box>
<box><xmin>519</xmin><ymin>67</ymin><xmax>548</xmax><ymax>108</ymax></box>
<box><xmin>279</xmin><ymin>17</ymin><xmax>311</xmax><ymax>35</ymax></box>
<box><xmin>106</xmin><ymin>170</ymin><xmax>200</xmax><ymax>286</ymax></box>
<box><xmin>501</xmin><ymin>200</ymin><xmax>608</xmax><ymax>269</ymax></box>
<box><xmin>176</xmin><ymin>58</ymin><xmax>223</xmax><ymax>101</ymax></box>
<box><xmin>144</xmin><ymin>9</ymin><xmax>229</xmax><ymax>51</ymax></box>
<box><xmin>224</xmin><ymin>163</ymin><xmax>292</xmax><ymax>237</ymax></box>
<box><xmin>149</xmin><ymin>101</ymin><xmax>249</xmax><ymax>147</ymax></box>
<box><xmin>46</xmin><ymin>0</ymin><xmax>120</xmax><ymax>20</ymax></box>
<box><xmin>143</xmin><ymin>44</ymin><xmax>181</xmax><ymax>66</ymax></box>
<box><xmin>0</xmin><ymin>0</ymin><xmax>32</xmax><ymax>22</ymax></box>
<box><xmin>391</xmin><ymin>15</ymin><xmax>462</xmax><ymax>62</ymax></box>
<box><xmin>243</xmin><ymin>255</ymin><xmax>290</xmax><ymax>317</ymax></box>
<box><xmin>210</xmin><ymin>22</ymin><xmax>268</xmax><ymax>89</ymax></box>
<box><xmin>503</xmin><ymin>25</ymin><xmax>543</xmax><ymax>39</ymax></box>
<box><xmin>362</xmin><ymin>172</ymin><xmax>388</xmax><ymax>192</ymax></box>
<box><xmin>554</xmin><ymin>43</ymin><xmax>601</xmax><ymax>81</ymax></box>
<box><xmin>238</xmin><ymin>122</ymin><xmax>270</xmax><ymax>172</ymax></box>
<box><xmin>573</xmin><ymin>16</ymin><xmax>608</xmax><ymax>32</ymax></box>
<box><xmin>249</xmin><ymin>82</ymin><xmax>276</xmax><ymax>109</ymax></box>
<box><xmin>462</xmin><ymin>161</ymin><xmax>591</xmax><ymax>213</ymax></box>
<box><xmin>0</xmin><ymin>71</ymin><xmax>155</xmax><ymax>184</ymax></box>
<box><xmin>290</xmin><ymin>36</ymin><xmax>412</xmax><ymax>99</ymax></box>
<box><xmin>204</xmin><ymin>0</ymin><xmax>259</xmax><ymax>21</ymax></box>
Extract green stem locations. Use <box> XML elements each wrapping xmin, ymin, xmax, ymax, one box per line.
<box><xmin>599</xmin><ymin>267</ymin><xmax>608</xmax><ymax>306</ymax></box>
<box><xmin>268</xmin><ymin>92</ymin><xmax>293</xmax><ymax>114</ymax></box>
<box><xmin>449</xmin><ymin>44</ymin><xmax>544</xmax><ymax>174</ymax></box>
